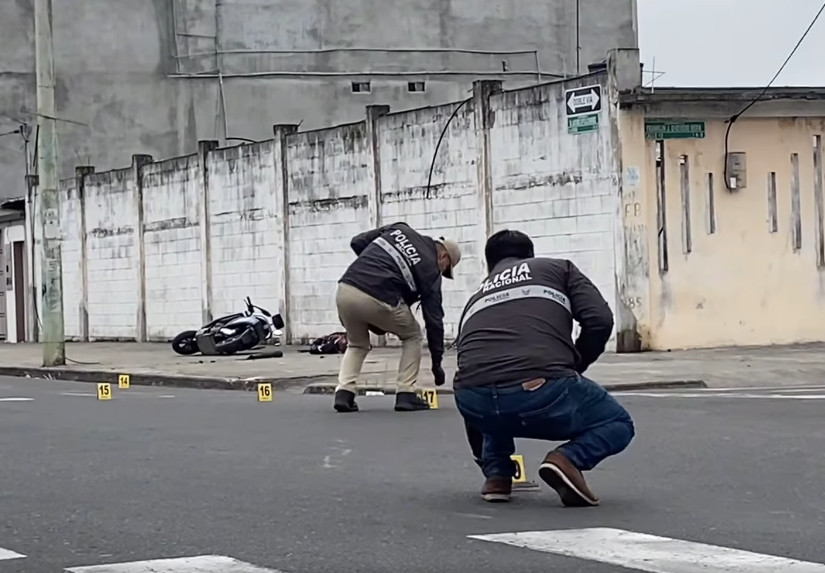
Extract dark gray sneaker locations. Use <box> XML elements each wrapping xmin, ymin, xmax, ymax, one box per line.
<box><xmin>333</xmin><ymin>390</ymin><xmax>359</xmax><ymax>413</ymax></box>
<box><xmin>394</xmin><ymin>392</ymin><xmax>430</xmax><ymax>411</ymax></box>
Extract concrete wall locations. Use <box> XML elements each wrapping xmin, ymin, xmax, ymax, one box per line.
<box><xmin>1</xmin><ymin>0</ymin><xmax>638</xmax><ymax>204</ymax></box>
<box><xmin>58</xmin><ymin>178</ymin><xmax>83</xmax><ymax>339</ymax></box>
<box><xmin>29</xmin><ymin>71</ymin><xmax>625</xmax><ymax>345</ymax></box>
<box><xmin>287</xmin><ymin>123</ymin><xmax>373</xmax><ymax>341</ymax></box>
<box><xmin>489</xmin><ymin>76</ymin><xmax>620</xmax><ymax>328</ymax></box>
<box><xmin>618</xmin><ymin>103</ymin><xmax>825</xmax><ymax>349</ymax></box>
<box><xmin>377</xmin><ymin>103</ymin><xmax>480</xmax><ymax>339</ymax></box>
<box><xmin>84</xmin><ymin>166</ymin><xmax>141</xmax><ymax>340</ymax></box>
<box><xmin>142</xmin><ymin>154</ymin><xmax>203</xmax><ymax>340</ymax></box>
<box><xmin>208</xmin><ymin>142</ymin><xmax>285</xmax><ymax>323</ymax></box>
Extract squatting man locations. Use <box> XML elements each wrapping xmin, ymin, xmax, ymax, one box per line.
<box><xmin>332</xmin><ymin>222</ymin><xmax>461</xmax><ymax>413</ymax></box>
<box><xmin>454</xmin><ymin>229</ymin><xmax>635</xmax><ymax>505</ymax></box>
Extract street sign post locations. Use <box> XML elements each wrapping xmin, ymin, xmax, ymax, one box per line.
<box><xmin>645</xmin><ymin>120</ymin><xmax>706</xmax><ymax>140</ymax></box>
<box><xmin>565</xmin><ymin>85</ymin><xmax>602</xmax><ymax>135</ymax></box>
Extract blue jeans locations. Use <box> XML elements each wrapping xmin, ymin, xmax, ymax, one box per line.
<box><xmin>455</xmin><ymin>375</ymin><xmax>635</xmax><ymax>479</ymax></box>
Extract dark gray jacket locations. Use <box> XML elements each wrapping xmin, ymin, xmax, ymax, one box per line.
<box><xmin>454</xmin><ymin>256</ymin><xmax>613</xmax><ymax>388</ymax></box>
<box><xmin>339</xmin><ymin>222</ymin><xmax>445</xmax><ymax>365</ymax></box>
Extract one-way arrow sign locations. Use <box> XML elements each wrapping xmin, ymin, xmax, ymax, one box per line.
<box><xmin>565</xmin><ymin>85</ymin><xmax>602</xmax><ymax>116</ymax></box>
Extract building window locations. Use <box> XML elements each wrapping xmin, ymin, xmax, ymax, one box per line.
<box><xmin>407</xmin><ymin>81</ymin><xmax>426</xmax><ymax>93</ymax></box>
<box><xmin>351</xmin><ymin>81</ymin><xmax>371</xmax><ymax>94</ymax></box>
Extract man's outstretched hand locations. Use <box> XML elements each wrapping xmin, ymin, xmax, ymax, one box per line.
<box><xmin>432</xmin><ymin>364</ymin><xmax>446</xmax><ymax>386</ymax></box>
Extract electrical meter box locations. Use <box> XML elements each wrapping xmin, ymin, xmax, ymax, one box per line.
<box><xmin>726</xmin><ymin>152</ymin><xmax>747</xmax><ymax>190</ymax></box>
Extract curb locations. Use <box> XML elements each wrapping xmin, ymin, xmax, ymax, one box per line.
<box><xmin>302</xmin><ymin>379</ymin><xmax>707</xmax><ymax>396</ymax></box>
<box><xmin>0</xmin><ymin>366</ymin><xmax>331</xmax><ymax>392</ymax></box>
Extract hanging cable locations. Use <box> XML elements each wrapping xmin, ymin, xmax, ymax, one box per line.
<box><xmin>425</xmin><ymin>98</ymin><xmax>470</xmax><ymax>199</ymax></box>
<box><xmin>723</xmin><ymin>1</ymin><xmax>825</xmax><ymax>190</ymax></box>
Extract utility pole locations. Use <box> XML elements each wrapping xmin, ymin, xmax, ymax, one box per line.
<box><xmin>34</xmin><ymin>0</ymin><xmax>65</xmax><ymax>366</ymax></box>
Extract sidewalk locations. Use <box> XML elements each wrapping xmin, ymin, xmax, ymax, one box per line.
<box><xmin>0</xmin><ymin>341</ymin><xmax>824</xmax><ymax>393</ymax></box>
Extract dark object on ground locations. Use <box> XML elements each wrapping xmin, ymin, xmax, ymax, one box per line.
<box><xmin>309</xmin><ymin>332</ymin><xmax>348</xmax><ymax>355</ymax></box>
<box><xmin>244</xmin><ymin>350</ymin><xmax>284</xmax><ymax>360</ymax></box>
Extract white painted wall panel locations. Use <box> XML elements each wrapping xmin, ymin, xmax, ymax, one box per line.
<box><xmin>377</xmin><ymin>103</ymin><xmax>481</xmax><ymax>341</ymax></box>
<box><xmin>489</xmin><ymin>79</ymin><xmax>619</xmax><ymax>348</ymax></box>
<box><xmin>208</xmin><ymin>143</ymin><xmax>283</xmax><ymax>321</ymax></box>
<box><xmin>59</xmin><ymin>179</ymin><xmax>84</xmax><ymax>339</ymax></box>
<box><xmin>85</xmin><ymin>169</ymin><xmax>139</xmax><ymax>340</ymax></box>
<box><xmin>142</xmin><ymin>156</ymin><xmax>202</xmax><ymax>339</ymax></box>
<box><xmin>287</xmin><ymin>123</ymin><xmax>373</xmax><ymax>342</ymax></box>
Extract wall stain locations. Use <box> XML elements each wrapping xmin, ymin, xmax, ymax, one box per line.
<box><xmin>90</xmin><ymin>226</ymin><xmax>134</xmax><ymax>238</ymax></box>
<box><xmin>495</xmin><ymin>172</ymin><xmax>583</xmax><ymax>192</ymax></box>
<box><xmin>288</xmin><ymin>194</ymin><xmax>367</xmax><ymax>213</ymax></box>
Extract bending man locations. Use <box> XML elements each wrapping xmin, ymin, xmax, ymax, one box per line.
<box><xmin>334</xmin><ymin>222</ymin><xmax>461</xmax><ymax>413</ymax></box>
<box><xmin>454</xmin><ymin>230</ymin><xmax>634</xmax><ymax>505</ymax></box>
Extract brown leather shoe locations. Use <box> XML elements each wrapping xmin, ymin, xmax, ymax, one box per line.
<box><xmin>538</xmin><ymin>450</ymin><xmax>599</xmax><ymax>507</ymax></box>
<box><xmin>481</xmin><ymin>477</ymin><xmax>512</xmax><ymax>503</ymax></box>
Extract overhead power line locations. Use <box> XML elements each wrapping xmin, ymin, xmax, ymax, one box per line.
<box><xmin>724</xmin><ymin>1</ymin><xmax>825</xmax><ymax>190</ymax></box>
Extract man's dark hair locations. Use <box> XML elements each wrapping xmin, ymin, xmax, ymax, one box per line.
<box><xmin>485</xmin><ymin>229</ymin><xmax>534</xmax><ymax>271</ymax></box>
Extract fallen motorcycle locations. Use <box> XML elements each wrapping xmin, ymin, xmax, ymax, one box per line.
<box><xmin>171</xmin><ymin>297</ymin><xmax>285</xmax><ymax>356</ymax></box>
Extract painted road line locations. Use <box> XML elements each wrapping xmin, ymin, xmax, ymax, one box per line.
<box><xmin>469</xmin><ymin>528</ymin><xmax>825</xmax><ymax>572</ymax></box>
<box><xmin>0</xmin><ymin>547</ymin><xmax>25</xmax><ymax>560</ymax></box>
<box><xmin>617</xmin><ymin>392</ymin><xmax>825</xmax><ymax>399</ymax></box>
<box><xmin>704</xmin><ymin>385</ymin><xmax>825</xmax><ymax>393</ymax></box>
<box><xmin>0</xmin><ymin>397</ymin><xmax>33</xmax><ymax>402</ymax></box>
<box><xmin>66</xmin><ymin>555</ymin><xmax>285</xmax><ymax>573</ymax></box>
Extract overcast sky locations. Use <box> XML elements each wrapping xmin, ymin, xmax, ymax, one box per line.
<box><xmin>637</xmin><ymin>0</ymin><xmax>825</xmax><ymax>87</ymax></box>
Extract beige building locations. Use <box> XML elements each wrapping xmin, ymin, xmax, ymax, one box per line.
<box><xmin>615</xmin><ymin>78</ymin><xmax>825</xmax><ymax>350</ymax></box>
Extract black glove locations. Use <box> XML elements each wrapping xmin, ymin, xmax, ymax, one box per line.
<box><xmin>432</xmin><ymin>363</ymin><xmax>446</xmax><ymax>386</ymax></box>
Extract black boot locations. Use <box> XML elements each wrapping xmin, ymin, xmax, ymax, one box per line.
<box><xmin>394</xmin><ymin>392</ymin><xmax>430</xmax><ymax>412</ymax></box>
<box><xmin>333</xmin><ymin>390</ymin><xmax>359</xmax><ymax>413</ymax></box>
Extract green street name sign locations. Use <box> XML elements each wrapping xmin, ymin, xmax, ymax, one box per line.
<box><xmin>568</xmin><ymin>112</ymin><xmax>600</xmax><ymax>135</ymax></box>
<box><xmin>645</xmin><ymin>120</ymin><xmax>706</xmax><ymax>140</ymax></box>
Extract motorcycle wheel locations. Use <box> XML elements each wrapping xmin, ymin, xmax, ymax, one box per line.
<box><xmin>172</xmin><ymin>330</ymin><xmax>199</xmax><ymax>355</ymax></box>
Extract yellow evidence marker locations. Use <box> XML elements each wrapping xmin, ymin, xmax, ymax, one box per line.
<box><xmin>257</xmin><ymin>382</ymin><xmax>273</xmax><ymax>402</ymax></box>
<box><xmin>418</xmin><ymin>388</ymin><xmax>439</xmax><ymax>409</ymax></box>
<box><xmin>511</xmin><ymin>454</ymin><xmax>527</xmax><ymax>484</ymax></box>
<box><xmin>118</xmin><ymin>374</ymin><xmax>131</xmax><ymax>389</ymax></box>
<box><xmin>97</xmin><ymin>383</ymin><xmax>112</xmax><ymax>401</ymax></box>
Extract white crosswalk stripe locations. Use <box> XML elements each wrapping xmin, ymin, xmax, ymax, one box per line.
<box><xmin>469</xmin><ymin>527</ymin><xmax>825</xmax><ymax>573</ymax></box>
<box><xmin>0</xmin><ymin>397</ymin><xmax>33</xmax><ymax>402</ymax></box>
<box><xmin>0</xmin><ymin>547</ymin><xmax>25</xmax><ymax>560</ymax></box>
<box><xmin>65</xmin><ymin>555</ymin><xmax>284</xmax><ymax>573</ymax></box>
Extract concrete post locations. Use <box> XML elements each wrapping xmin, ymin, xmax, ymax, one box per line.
<box><xmin>132</xmin><ymin>154</ymin><xmax>153</xmax><ymax>342</ymax></box>
<box><xmin>364</xmin><ymin>105</ymin><xmax>391</xmax><ymax>348</ymax></box>
<box><xmin>75</xmin><ymin>166</ymin><xmax>94</xmax><ymax>341</ymax></box>
<box><xmin>35</xmin><ymin>0</ymin><xmax>64</xmax><ymax>364</ymax></box>
<box><xmin>365</xmin><ymin>105</ymin><xmax>390</xmax><ymax>230</ymax></box>
<box><xmin>473</xmin><ymin>80</ymin><xmax>502</xmax><ymax>275</ymax></box>
<box><xmin>273</xmin><ymin>124</ymin><xmax>299</xmax><ymax>345</ymax></box>
<box><xmin>24</xmin><ymin>174</ymin><xmax>39</xmax><ymax>343</ymax></box>
<box><xmin>197</xmin><ymin>140</ymin><xmax>219</xmax><ymax>325</ymax></box>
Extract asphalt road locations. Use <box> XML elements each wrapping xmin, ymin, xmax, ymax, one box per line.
<box><xmin>1</xmin><ymin>376</ymin><xmax>824</xmax><ymax>572</ymax></box>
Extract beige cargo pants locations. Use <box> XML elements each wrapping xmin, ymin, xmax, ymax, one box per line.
<box><xmin>335</xmin><ymin>282</ymin><xmax>423</xmax><ymax>394</ymax></box>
